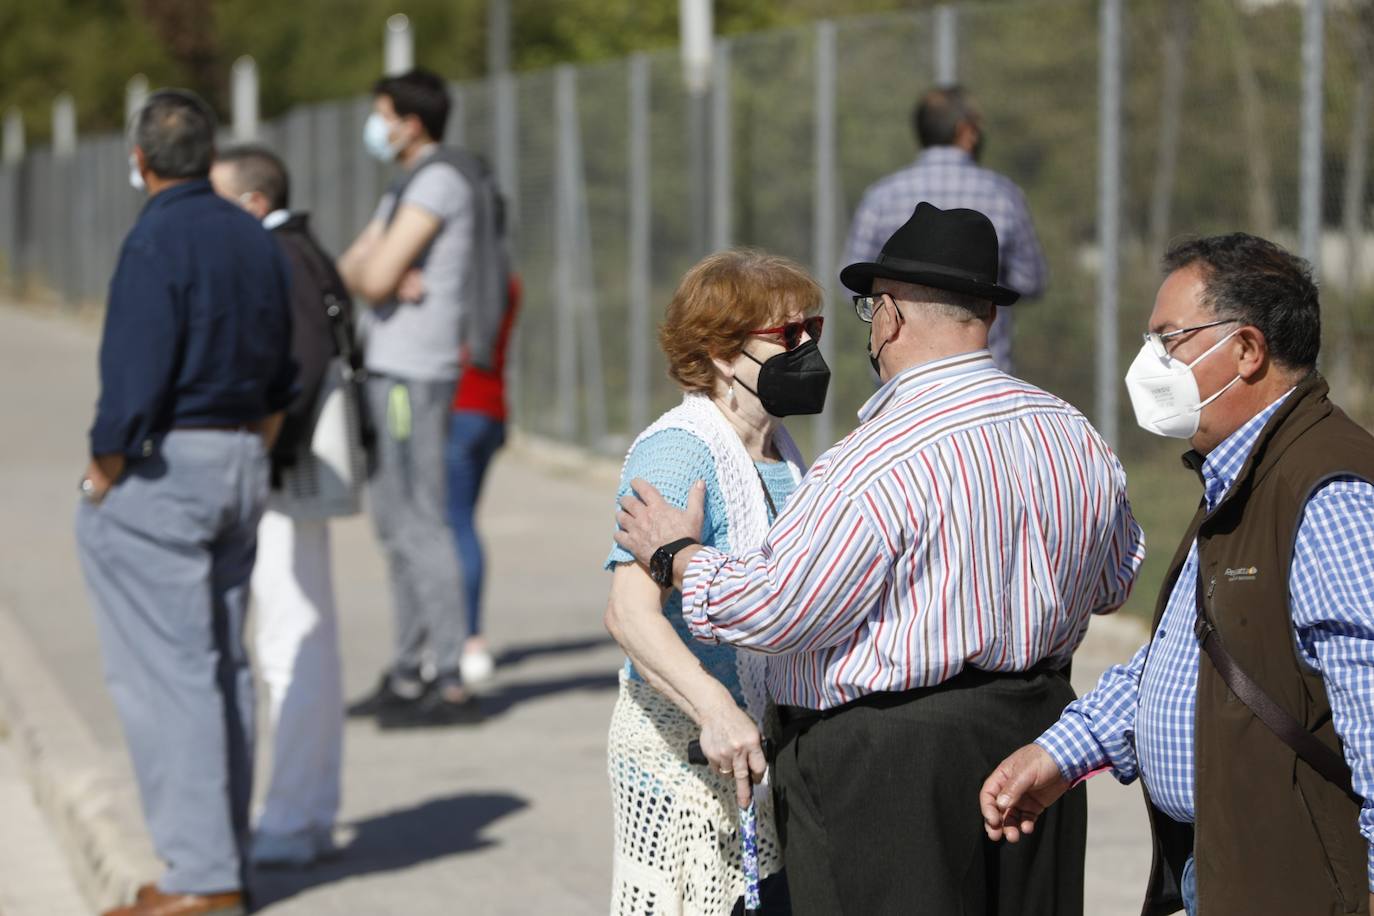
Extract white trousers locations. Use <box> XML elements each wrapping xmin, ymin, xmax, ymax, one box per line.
<box><xmin>249</xmin><ymin>508</ymin><xmax>344</xmax><ymax>835</ymax></box>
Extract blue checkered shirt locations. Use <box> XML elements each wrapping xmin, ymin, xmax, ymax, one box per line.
<box><xmin>1037</xmin><ymin>389</ymin><xmax>1374</xmax><ymax>888</ymax></box>
<box><xmin>843</xmin><ymin>147</ymin><xmax>1048</xmax><ymax>373</ymax></box>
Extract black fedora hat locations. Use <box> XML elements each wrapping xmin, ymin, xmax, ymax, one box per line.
<box><xmin>839</xmin><ymin>202</ymin><xmax>1021</xmax><ymax>306</ymax></box>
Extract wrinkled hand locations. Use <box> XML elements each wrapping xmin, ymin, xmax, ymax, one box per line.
<box><xmin>397</xmin><ymin>267</ymin><xmax>426</xmax><ymax>303</ymax></box>
<box><xmin>979</xmin><ymin>743</ymin><xmax>1072</xmax><ymax>843</ymax></box>
<box><xmin>699</xmin><ymin>701</ymin><xmax>767</xmax><ymax>807</ymax></box>
<box><xmin>613</xmin><ymin>478</ymin><xmax>705</xmax><ymax>569</ymax></box>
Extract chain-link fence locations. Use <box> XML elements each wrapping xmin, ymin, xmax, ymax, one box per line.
<box><xmin>1</xmin><ymin>0</ymin><xmax>1371</xmax><ymax>461</ymax></box>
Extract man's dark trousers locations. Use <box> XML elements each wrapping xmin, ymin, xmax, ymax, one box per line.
<box><xmin>773</xmin><ymin>667</ymin><xmax>1086</xmax><ymax>915</ymax></box>
<box><xmin>76</xmin><ymin>430</ymin><xmax>268</xmax><ymax>895</ymax></box>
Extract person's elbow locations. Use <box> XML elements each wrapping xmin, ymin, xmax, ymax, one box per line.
<box><xmin>354</xmin><ymin>269</ymin><xmax>399</xmax><ymax>305</ymax></box>
<box><xmin>604</xmin><ymin>596</ymin><xmax>628</xmax><ymax>646</ymax></box>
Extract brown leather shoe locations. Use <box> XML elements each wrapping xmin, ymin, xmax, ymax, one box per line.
<box><xmin>102</xmin><ymin>886</ymin><xmax>244</xmax><ymax>916</ymax></box>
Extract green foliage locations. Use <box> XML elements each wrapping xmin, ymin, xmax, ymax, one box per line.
<box><xmin>0</xmin><ymin>0</ymin><xmax>966</xmax><ymax>141</ymax></box>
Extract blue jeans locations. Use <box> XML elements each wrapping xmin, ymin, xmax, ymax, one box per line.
<box><xmin>445</xmin><ymin>411</ymin><xmax>506</xmax><ymax>638</ymax></box>
<box><xmin>1181</xmin><ymin>854</ymin><xmax>1198</xmax><ymax>916</ymax></box>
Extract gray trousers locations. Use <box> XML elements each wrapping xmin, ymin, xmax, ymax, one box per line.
<box><xmin>75</xmin><ymin>430</ymin><xmax>267</xmax><ymax>896</ymax></box>
<box><xmin>365</xmin><ymin>375</ymin><xmax>466</xmax><ymax>679</ymax></box>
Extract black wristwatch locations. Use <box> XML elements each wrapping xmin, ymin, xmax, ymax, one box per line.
<box><xmin>649</xmin><ymin>537</ymin><xmax>700</xmax><ymax>589</ymax></box>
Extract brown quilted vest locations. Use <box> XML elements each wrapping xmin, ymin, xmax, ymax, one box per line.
<box><xmin>1141</xmin><ymin>374</ymin><xmax>1374</xmax><ymax>916</ymax></box>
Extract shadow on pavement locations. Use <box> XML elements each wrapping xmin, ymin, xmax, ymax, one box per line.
<box><xmin>479</xmin><ymin>671</ymin><xmax>619</xmax><ymax>719</ymax></box>
<box><xmin>494</xmin><ymin>635</ymin><xmax>617</xmax><ymax>668</ymax></box>
<box><xmin>252</xmin><ymin>792</ymin><xmax>528</xmax><ymax>909</ymax></box>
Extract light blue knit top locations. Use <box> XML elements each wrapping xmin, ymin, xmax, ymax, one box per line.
<box><xmin>605</xmin><ymin>427</ymin><xmax>798</xmax><ymax>704</ymax></box>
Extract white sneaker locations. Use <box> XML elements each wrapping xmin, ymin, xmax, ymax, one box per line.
<box><xmin>250</xmin><ymin>829</ymin><xmax>317</xmax><ymax>869</ymax></box>
<box><xmin>459</xmin><ymin>647</ymin><xmax>496</xmax><ymax>687</ymax></box>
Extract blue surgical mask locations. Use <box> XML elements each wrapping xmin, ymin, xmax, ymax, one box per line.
<box><xmin>363</xmin><ymin>112</ymin><xmax>398</xmax><ymax>162</ymax></box>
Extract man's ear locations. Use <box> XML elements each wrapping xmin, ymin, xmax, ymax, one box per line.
<box><xmin>403</xmin><ymin>112</ymin><xmax>431</xmax><ymax>144</ymax></box>
<box><xmin>1235</xmin><ymin>326</ymin><xmax>1269</xmax><ymax>381</ymax></box>
<box><xmin>133</xmin><ymin>145</ymin><xmax>148</xmax><ymax>173</ymax></box>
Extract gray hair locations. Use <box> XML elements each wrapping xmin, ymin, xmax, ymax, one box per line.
<box><xmin>882</xmin><ymin>278</ymin><xmax>994</xmax><ymax>322</ymax></box>
<box><xmin>133</xmin><ymin>89</ymin><xmax>216</xmax><ymax>180</ymax></box>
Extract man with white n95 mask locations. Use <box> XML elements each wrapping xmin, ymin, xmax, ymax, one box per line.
<box><xmin>982</xmin><ymin>233</ymin><xmax>1374</xmax><ymax>916</ymax></box>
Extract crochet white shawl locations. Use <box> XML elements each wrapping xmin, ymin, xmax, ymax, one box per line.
<box><xmin>623</xmin><ymin>392</ymin><xmax>806</xmax><ymax>726</ymax></box>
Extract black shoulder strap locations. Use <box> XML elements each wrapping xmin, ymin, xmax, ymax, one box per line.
<box><xmin>1194</xmin><ymin>603</ymin><xmax>1361</xmax><ymax>804</ymax></box>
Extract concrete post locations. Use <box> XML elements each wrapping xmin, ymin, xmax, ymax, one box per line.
<box><xmin>52</xmin><ymin>94</ymin><xmax>77</xmax><ymax>158</ymax></box>
<box><xmin>125</xmin><ymin>75</ymin><xmax>149</xmax><ymax>132</ymax></box>
<box><xmin>385</xmin><ymin>14</ymin><xmax>414</xmax><ymax>76</ymax></box>
<box><xmin>934</xmin><ymin>5</ymin><xmax>958</xmax><ymax>85</ymax></box>
<box><xmin>232</xmin><ymin>57</ymin><xmax>260</xmax><ymax>141</ymax></box>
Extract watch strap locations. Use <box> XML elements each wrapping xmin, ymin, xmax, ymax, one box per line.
<box><xmin>650</xmin><ymin>536</ymin><xmax>700</xmax><ymax>588</ymax></box>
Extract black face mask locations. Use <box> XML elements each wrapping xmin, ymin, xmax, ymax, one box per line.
<box><xmin>868</xmin><ymin>337</ymin><xmax>888</xmax><ymax>376</ymax></box>
<box><xmin>867</xmin><ymin>297</ymin><xmax>901</xmax><ymax>375</ymax></box>
<box><xmin>736</xmin><ymin>339</ymin><xmax>831</xmax><ymax>417</ymax></box>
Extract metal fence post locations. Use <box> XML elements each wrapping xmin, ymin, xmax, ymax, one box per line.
<box><xmin>934</xmin><ymin>5</ymin><xmax>959</xmax><ymax>85</ymax></box>
<box><xmin>232</xmin><ymin>57</ymin><xmax>260</xmax><ymax>141</ymax></box>
<box><xmin>385</xmin><ymin>14</ymin><xmax>414</xmax><ymax>76</ymax></box>
<box><xmin>488</xmin><ymin>0</ymin><xmax>511</xmax><ymax>75</ymax></box>
<box><xmin>814</xmin><ymin>21</ymin><xmax>838</xmax><ymax>450</ymax></box>
<box><xmin>710</xmin><ymin>39</ymin><xmax>733</xmax><ymax>252</ymax></box>
<box><xmin>53</xmin><ymin>94</ymin><xmax>78</xmax><ymax>305</ymax></box>
<box><xmin>554</xmin><ymin>66</ymin><xmax>581</xmax><ymax>442</ymax></box>
<box><xmin>1097</xmin><ymin>0</ymin><xmax>1122</xmax><ymax>448</ymax></box>
<box><xmin>1300</xmin><ymin>0</ymin><xmax>1325</xmax><ymax>275</ymax></box>
<box><xmin>628</xmin><ymin>54</ymin><xmax>652</xmax><ymax>436</ymax></box>
<box><xmin>2</xmin><ymin>109</ymin><xmax>22</xmax><ymax>164</ymax></box>
<box><xmin>492</xmin><ymin>71</ymin><xmax>520</xmax><ymax>420</ymax></box>
<box><xmin>0</xmin><ymin>110</ymin><xmax>21</xmax><ymax>293</ymax></box>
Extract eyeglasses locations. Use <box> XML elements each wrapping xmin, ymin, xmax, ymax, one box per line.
<box><xmin>1143</xmin><ymin>318</ymin><xmax>1238</xmax><ymax>361</ymax></box>
<box><xmin>852</xmin><ymin>293</ymin><xmax>893</xmax><ymax>323</ymax></box>
<box><xmin>750</xmin><ymin>316</ymin><xmax>824</xmax><ymax>351</ymax></box>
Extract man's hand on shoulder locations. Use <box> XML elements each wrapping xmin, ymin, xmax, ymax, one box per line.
<box><xmin>614</xmin><ymin>478</ymin><xmax>706</xmax><ymax>570</ymax></box>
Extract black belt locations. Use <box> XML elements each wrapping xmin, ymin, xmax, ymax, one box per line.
<box><xmin>778</xmin><ymin>659</ymin><xmax>1069</xmax><ymax>729</ymax></box>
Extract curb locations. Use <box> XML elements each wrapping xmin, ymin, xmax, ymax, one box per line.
<box><xmin>0</xmin><ymin>603</ymin><xmax>158</xmax><ymax>914</ymax></box>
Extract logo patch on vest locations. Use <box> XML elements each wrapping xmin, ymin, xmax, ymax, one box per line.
<box><xmin>1224</xmin><ymin>566</ymin><xmax>1259</xmax><ymax>582</ymax></box>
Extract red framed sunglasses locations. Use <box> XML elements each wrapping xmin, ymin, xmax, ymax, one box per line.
<box><xmin>749</xmin><ymin>316</ymin><xmax>824</xmax><ymax>351</ymax></box>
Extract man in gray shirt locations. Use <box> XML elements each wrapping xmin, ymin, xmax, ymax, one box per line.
<box><xmin>338</xmin><ymin>68</ymin><xmax>480</xmax><ymax>727</ymax></box>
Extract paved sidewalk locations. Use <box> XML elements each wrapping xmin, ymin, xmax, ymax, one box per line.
<box><xmin>0</xmin><ymin>734</ymin><xmax>90</xmax><ymax>916</ymax></box>
<box><xmin>0</xmin><ymin>302</ymin><xmax>1152</xmax><ymax>914</ymax></box>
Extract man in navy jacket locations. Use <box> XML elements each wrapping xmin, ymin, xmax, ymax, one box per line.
<box><xmin>76</xmin><ymin>88</ymin><xmax>295</xmax><ymax>916</ymax></box>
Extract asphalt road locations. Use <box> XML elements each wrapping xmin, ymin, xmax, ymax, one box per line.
<box><xmin>0</xmin><ymin>302</ymin><xmax>1152</xmax><ymax>914</ymax></box>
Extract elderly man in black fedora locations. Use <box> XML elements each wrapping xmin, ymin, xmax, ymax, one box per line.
<box><xmin>613</xmin><ymin>202</ymin><xmax>1143</xmax><ymax>915</ymax></box>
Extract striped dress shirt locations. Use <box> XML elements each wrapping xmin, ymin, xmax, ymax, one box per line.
<box><xmin>1036</xmin><ymin>389</ymin><xmax>1374</xmax><ymax>887</ymax></box>
<box><xmin>843</xmin><ymin>147</ymin><xmax>1049</xmax><ymax>373</ymax></box>
<box><xmin>681</xmin><ymin>350</ymin><xmax>1145</xmax><ymax>711</ymax></box>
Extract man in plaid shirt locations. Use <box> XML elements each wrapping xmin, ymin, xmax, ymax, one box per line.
<box><xmin>844</xmin><ymin>85</ymin><xmax>1047</xmax><ymax>373</ymax></box>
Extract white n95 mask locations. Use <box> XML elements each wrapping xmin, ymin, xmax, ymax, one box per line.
<box><xmin>128</xmin><ymin>154</ymin><xmax>146</xmax><ymax>192</ymax></box>
<box><xmin>1124</xmin><ymin>328</ymin><xmax>1241</xmax><ymax>439</ymax></box>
